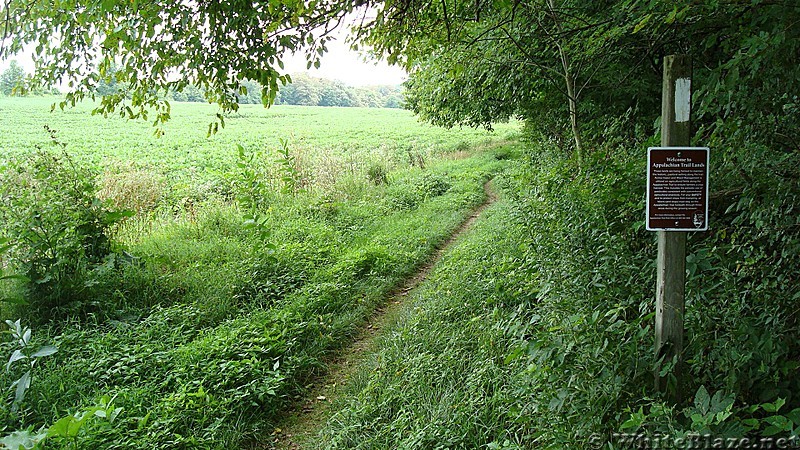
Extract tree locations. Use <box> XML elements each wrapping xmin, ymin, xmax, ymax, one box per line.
<box><xmin>276</xmin><ymin>73</ymin><xmax>322</xmax><ymax>105</ymax></box>
<box><xmin>95</xmin><ymin>62</ymin><xmax>123</xmax><ymax>96</ymax></box>
<box><xmin>359</xmin><ymin>1</ymin><xmax>663</xmax><ymax>163</ymax></box>
<box><xmin>355</xmin><ymin>0</ymin><xmax>799</xmax><ymax>166</ymax></box>
<box><xmin>2</xmin><ymin>0</ymin><xmax>797</xmax><ymax>154</ymax></box>
<box><xmin>237</xmin><ymin>80</ymin><xmax>265</xmax><ymax>104</ymax></box>
<box><xmin>319</xmin><ymin>81</ymin><xmax>355</xmax><ymax>106</ymax></box>
<box><xmin>0</xmin><ymin>60</ymin><xmax>26</xmax><ymax>96</ymax></box>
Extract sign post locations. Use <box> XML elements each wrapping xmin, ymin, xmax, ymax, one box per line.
<box><xmin>649</xmin><ymin>55</ymin><xmax>706</xmax><ymax>402</ymax></box>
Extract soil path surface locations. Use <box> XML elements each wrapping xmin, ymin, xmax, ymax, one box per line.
<box><xmin>267</xmin><ymin>180</ymin><xmax>499</xmax><ymax>449</ymax></box>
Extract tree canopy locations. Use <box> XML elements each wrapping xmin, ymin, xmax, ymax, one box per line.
<box><xmin>0</xmin><ymin>0</ymin><xmax>370</xmax><ymax>133</ymax></box>
<box><xmin>364</xmin><ymin>0</ymin><xmax>799</xmax><ymax>162</ymax></box>
<box><xmin>2</xmin><ymin>0</ymin><xmax>798</xmax><ymax>153</ymax></box>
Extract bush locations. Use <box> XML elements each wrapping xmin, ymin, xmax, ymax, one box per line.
<box><xmin>384</xmin><ymin>172</ymin><xmax>452</xmax><ymax>211</ymax></box>
<box><xmin>501</xmin><ymin>136</ymin><xmax>800</xmax><ymax>445</ymax></box>
<box><xmin>0</xmin><ymin>148</ymin><xmax>129</xmax><ymax>319</ymax></box>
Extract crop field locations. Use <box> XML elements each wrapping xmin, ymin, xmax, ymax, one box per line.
<box><xmin>0</xmin><ymin>96</ymin><xmax>517</xmax><ymax>185</ymax></box>
<box><xmin>0</xmin><ymin>96</ymin><xmax>521</xmax><ymax>448</ymax></box>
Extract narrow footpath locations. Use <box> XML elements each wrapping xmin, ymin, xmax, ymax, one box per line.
<box><xmin>269</xmin><ymin>180</ymin><xmax>499</xmax><ymax>450</ymax></box>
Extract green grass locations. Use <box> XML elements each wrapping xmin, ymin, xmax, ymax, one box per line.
<box><xmin>319</xmin><ymin>178</ymin><xmax>536</xmax><ymax>449</ymax></box>
<box><xmin>1</xmin><ymin>95</ymin><xmax>796</xmax><ymax>449</ymax></box>
<box><xmin>317</xmin><ymin>141</ymin><xmax>800</xmax><ymax>448</ymax></box>
<box><xmin>0</xmin><ymin>96</ymin><xmax>517</xmax><ymax>187</ymax></box>
<box><xmin>0</xmin><ymin>96</ymin><xmax>520</xmax><ymax>448</ymax></box>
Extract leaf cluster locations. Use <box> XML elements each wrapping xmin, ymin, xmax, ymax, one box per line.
<box><xmin>1</xmin><ymin>0</ymin><xmax>367</xmax><ymax>132</ymax></box>
<box><xmin>0</xmin><ymin>136</ymin><xmax>131</xmax><ymax>320</ymax></box>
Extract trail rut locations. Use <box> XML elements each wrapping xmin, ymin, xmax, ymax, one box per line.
<box><xmin>267</xmin><ymin>180</ymin><xmax>499</xmax><ymax>449</ymax></box>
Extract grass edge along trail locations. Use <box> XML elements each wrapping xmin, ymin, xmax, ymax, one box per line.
<box><xmin>316</xmin><ymin>181</ymin><xmax>534</xmax><ymax>449</ymax></box>
<box><xmin>1</xmin><ymin>143</ymin><xmax>519</xmax><ymax>449</ymax></box>
<box><xmin>312</xmin><ymin>142</ymin><xmax>800</xmax><ymax>448</ymax></box>
<box><xmin>270</xmin><ymin>179</ymin><xmax>500</xmax><ymax>449</ymax></box>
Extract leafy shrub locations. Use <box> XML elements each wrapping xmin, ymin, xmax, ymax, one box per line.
<box><xmin>384</xmin><ymin>185</ymin><xmax>420</xmax><ymax>211</ymax></box>
<box><xmin>3</xmin><ymin>319</ymin><xmax>58</xmax><ymax>414</ymax></box>
<box><xmin>0</xmin><ymin>147</ymin><xmax>130</xmax><ymax>319</ymax></box>
<box><xmin>500</xmin><ymin>134</ymin><xmax>800</xmax><ymax>445</ymax></box>
<box><xmin>274</xmin><ymin>138</ymin><xmax>307</xmax><ymax>195</ymax></box>
<box><xmin>233</xmin><ymin>257</ymin><xmax>309</xmax><ymax>308</ymax></box>
<box><xmin>417</xmin><ymin>173</ymin><xmax>451</xmax><ymax>198</ymax></box>
<box><xmin>404</xmin><ymin>145</ymin><xmax>428</xmax><ymax>169</ymax></box>
<box><xmin>384</xmin><ymin>172</ymin><xmax>452</xmax><ymax>211</ymax></box>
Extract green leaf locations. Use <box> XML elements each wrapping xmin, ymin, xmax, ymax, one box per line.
<box><xmin>104</xmin><ymin>210</ymin><xmax>135</xmax><ymax>223</ymax></box>
<box><xmin>764</xmin><ymin>415</ymin><xmax>791</xmax><ymax>432</ymax></box>
<box><xmin>0</xmin><ymin>429</ymin><xmax>46</xmax><ymax>450</ymax></box>
<box><xmin>763</xmin><ymin>398</ymin><xmax>786</xmax><ymax>413</ymax></box>
<box><xmin>0</xmin><ymin>296</ymin><xmax>29</xmax><ymax>306</ymax></box>
<box><xmin>695</xmin><ymin>386</ymin><xmax>711</xmax><ymax>415</ymax></box>
<box><xmin>741</xmin><ymin>418</ymin><xmax>760</xmax><ymax>430</ymax></box>
<box><xmin>786</xmin><ymin>408</ymin><xmax>800</xmax><ymax>426</ymax></box>
<box><xmin>137</xmin><ymin>411</ymin><xmax>151</xmax><ymax>430</ymax></box>
<box><xmin>47</xmin><ymin>415</ymin><xmax>75</xmax><ymax>438</ymax></box>
<box><xmin>31</xmin><ymin>345</ymin><xmax>57</xmax><ymax>358</ymax></box>
<box><xmin>0</xmin><ymin>274</ymin><xmax>31</xmax><ymax>282</ymax></box>
<box><xmin>620</xmin><ymin>407</ymin><xmax>645</xmax><ymax>431</ymax></box>
<box><xmin>665</xmin><ymin>7</ymin><xmax>678</xmax><ymax>24</ymax></box>
<box><xmin>5</xmin><ymin>319</ymin><xmax>21</xmax><ymax>336</ymax></box>
<box><xmin>14</xmin><ymin>370</ymin><xmax>31</xmax><ymax>407</ymax></box>
<box><xmin>109</xmin><ymin>407</ymin><xmax>123</xmax><ymax>423</ymax></box>
<box><xmin>710</xmin><ymin>390</ymin><xmax>734</xmax><ymax>415</ymax></box>
<box><xmin>632</xmin><ymin>13</ymin><xmax>652</xmax><ymax>34</ymax></box>
<box><xmin>6</xmin><ymin>349</ymin><xmax>28</xmax><ymax>372</ymax></box>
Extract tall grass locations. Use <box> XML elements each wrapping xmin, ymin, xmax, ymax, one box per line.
<box><xmin>0</xmin><ymin>108</ymin><xmax>516</xmax><ymax>448</ymax></box>
<box><xmin>319</xmin><ymin>137</ymin><xmax>800</xmax><ymax>448</ymax></box>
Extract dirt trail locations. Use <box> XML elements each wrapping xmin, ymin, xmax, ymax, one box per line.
<box><xmin>267</xmin><ymin>180</ymin><xmax>499</xmax><ymax>450</ymax></box>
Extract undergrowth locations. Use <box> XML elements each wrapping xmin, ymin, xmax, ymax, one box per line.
<box><xmin>0</xmin><ymin>140</ymin><xmax>512</xmax><ymax>448</ymax></box>
<box><xmin>320</xmin><ymin>138</ymin><xmax>799</xmax><ymax>448</ymax></box>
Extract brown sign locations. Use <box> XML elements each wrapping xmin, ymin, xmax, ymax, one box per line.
<box><xmin>647</xmin><ymin>147</ymin><xmax>709</xmax><ymax>231</ymax></box>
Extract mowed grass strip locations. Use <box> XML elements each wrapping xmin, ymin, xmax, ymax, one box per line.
<box><xmin>317</xmin><ymin>175</ymin><xmax>536</xmax><ymax>450</ymax></box>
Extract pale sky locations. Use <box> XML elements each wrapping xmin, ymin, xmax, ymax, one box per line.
<box><xmin>284</xmin><ymin>34</ymin><xmax>406</xmax><ymax>86</ymax></box>
<box><xmin>1</xmin><ymin>31</ymin><xmax>407</xmax><ymax>88</ymax></box>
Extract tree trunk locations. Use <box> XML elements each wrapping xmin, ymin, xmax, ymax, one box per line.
<box><xmin>564</xmin><ymin>70</ymin><xmax>583</xmax><ymax>165</ymax></box>
<box><xmin>547</xmin><ymin>0</ymin><xmax>584</xmax><ymax>166</ymax></box>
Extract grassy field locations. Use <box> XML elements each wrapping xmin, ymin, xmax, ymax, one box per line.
<box><xmin>0</xmin><ymin>96</ymin><xmax>520</xmax><ymax>448</ymax></box>
<box><xmin>0</xmin><ymin>96</ymin><xmax>519</xmax><ymax>217</ymax></box>
<box><xmin>0</xmin><ymin>96</ymin><xmax>516</xmax><ymax>180</ymax></box>
<box><xmin>0</xmin><ymin>93</ymin><xmax>797</xmax><ymax>449</ymax></box>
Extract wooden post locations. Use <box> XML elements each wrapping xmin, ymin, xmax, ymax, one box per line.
<box><xmin>655</xmin><ymin>55</ymin><xmax>692</xmax><ymax>401</ymax></box>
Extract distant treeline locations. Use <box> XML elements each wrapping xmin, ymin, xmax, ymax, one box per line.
<box><xmin>171</xmin><ymin>73</ymin><xmax>404</xmax><ymax>109</ymax></box>
<box><xmin>2</xmin><ymin>62</ymin><xmax>404</xmax><ymax>109</ymax></box>
<box><xmin>0</xmin><ymin>61</ymin><xmax>59</xmax><ymax>96</ymax></box>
